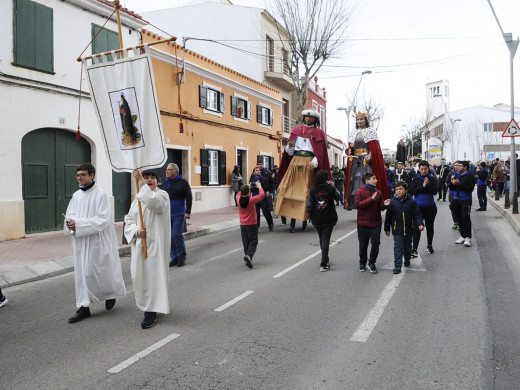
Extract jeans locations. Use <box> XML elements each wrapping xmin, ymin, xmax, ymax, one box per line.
<box><xmin>170</xmin><ymin>215</ymin><xmax>186</xmax><ymax>261</ymax></box>
<box><xmin>316</xmin><ymin>225</ymin><xmax>334</xmax><ymax>266</ymax></box>
<box><xmin>477</xmin><ymin>185</ymin><xmax>487</xmax><ymax>209</ymax></box>
<box><xmin>240</xmin><ymin>224</ymin><xmax>259</xmax><ymax>258</ymax></box>
<box><xmin>453</xmin><ymin>199</ymin><xmax>472</xmax><ymax>239</ymax></box>
<box><xmin>256</xmin><ymin>197</ymin><xmax>274</xmax><ymax>227</ymax></box>
<box><xmin>413</xmin><ymin>204</ymin><xmax>437</xmax><ymax>249</ymax></box>
<box><xmin>357</xmin><ymin>225</ymin><xmax>381</xmax><ymax>265</ymax></box>
<box><xmin>335</xmin><ymin>190</ymin><xmax>344</xmax><ymax>205</ymax></box>
<box><xmin>393</xmin><ymin>234</ymin><xmax>412</xmax><ymax>268</ymax></box>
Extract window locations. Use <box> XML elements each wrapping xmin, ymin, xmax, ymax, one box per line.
<box><xmin>199</xmin><ymin>85</ymin><xmax>225</xmax><ymax>113</ymax></box>
<box><xmin>266</xmin><ymin>36</ymin><xmax>274</xmax><ymax>72</ymax></box>
<box><xmin>258</xmin><ymin>155</ymin><xmax>274</xmax><ymax>170</ymax></box>
<box><xmin>320</xmin><ymin>107</ymin><xmax>326</xmax><ymax>131</ymax></box>
<box><xmin>13</xmin><ymin>0</ymin><xmax>53</xmax><ymax>73</ymax></box>
<box><xmin>91</xmin><ymin>24</ymin><xmax>120</xmax><ymax>61</ymax></box>
<box><xmin>256</xmin><ymin>105</ymin><xmax>274</xmax><ymax>126</ymax></box>
<box><xmin>231</xmin><ymin>96</ymin><xmax>252</xmax><ymax>120</ymax></box>
<box><xmin>200</xmin><ymin>149</ymin><xmax>227</xmax><ymax>185</ymax></box>
<box><xmin>484</xmin><ymin>123</ymin><xmax>493</xmax><ymax>132</ymax></box>
<box><xmin>282</xmin><ymin>49</ymin><xmax>290</xmax><ymax>75</ymax></box>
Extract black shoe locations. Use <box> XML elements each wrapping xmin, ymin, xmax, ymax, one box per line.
<box><xmin>269</xmin><ymin>224</ymin><xmax>274</xmax><ymax>232</ymax></box>
<box><xmin>367</xmin><ymin>263</ymin><xmax>377</xmax><ymax>274</ymax></box>
<box><xmin>427</xmin><ymin>246</ymin><xmax>435</xmax><ymax>254</ymax></box>
<box><xmin>393</xmin><ymin>267</ymin><xmax>401</xmax><ymax>274</ymax></box>
<box><xmin>69</xmin><ymin>307</ymin><xmax>91</xmax><ymax>323</ymax></box>
<box><xmin>359</xmin><ymin>263</ymin><xmax>366</xmax><ymax>272</ymax></box>
<box><xmin>443</xmin><ymin>199</ymin><xmax>447</xmax><ymax>202</ymax></box>
<box><xmin>243</xmin><ymin>255</ymin><xmax>253</xmax><ymax>269</ymax></box>
<box><xmin>320</xmin><ymin>264</ymin><xmax>331</xmax><ymax>272</ymax></box>
<box><xmin>177</xmin><ymin>258</ymin><xmax>185</xmax><ymax>267</ymax></box>
<box><xmin>437</xmin><ymin>198</ymin><xmax>441</xmax><ymax>201</ymax></box>
<box><xmin>289</xmin><ymin>227</ymin><xmax>295</xmax><ymax>233</ymax></box>
<box><xmin>169</xmin><ymin>258</ymin><xmax>178</xmax><ymax>267</ymax></box>
<box><xmin>475</xmin><ymin>208</ymin><xmax>486</xmax><ymax>211</ymax></box>
<box><xmin>105</xmin><ymin>299</ymin><xmax>116</xmax><ymax>310</ymax></box>
<box><xmin>302</xmin><ymin>224</ymin><xmax>308</xmax><ymax>232</ymax></box>
<box><xmin>404</xmin><ymin>260</ymin><xmax>411</xmax><ymax>267</ymax></box>
<box><xmin>141</xmin><ymin>312</ymin><xmax>158</xmax><ymax>329</ymax></box>
<box><xmin>411</xmin><ymin>249</ymin><xmax>418</xmax><ymax>258</ymax></box>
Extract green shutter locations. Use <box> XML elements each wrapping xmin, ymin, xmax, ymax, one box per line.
<box><xmin>34</xmin><ymin>2</ymin><xmax>53</xmax><ymax>72</ymax></box>
<box><xmin>15</xmin><ymin>0</ymin><xmax>35</xmax><ymax>68</ymax></box>
<box><xmin>92</xmin><ymin>24</ymin><xmax>119</xmax><ymax>61</ymax></box>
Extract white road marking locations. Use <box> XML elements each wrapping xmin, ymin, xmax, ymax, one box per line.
<box><xmin>349</xmin><ymin>270</ymin><xmax>406</xmax><ymax>342</ymax></box>
<box><xmin>215</xmin><ymin>290</ymin><xmax>255</xmax><ymax>312</ymax></box>
<box><xmin>379</xmin><ymin>253</ymin><xmax>426</xmax><ymax>272</ymax></box>
<box><xmin>108</xmin><ymin>333</ymin><xmax>180</xmax><ymax>374</ymax></box>
<box><xmin>273</xmin><ymin>228</ymin><xmax>358</xmax><ymax>278</ymax></box>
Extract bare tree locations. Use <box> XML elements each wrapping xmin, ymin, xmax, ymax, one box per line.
<box><xmin>270</xmin><ymin>0</ymin><xmax>354</xmax><ymax>119</ymax></box>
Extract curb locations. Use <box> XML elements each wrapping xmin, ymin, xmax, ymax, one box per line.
<box><xmin>487</xmin><ymin>197</ymin><xmax>520</xmax><ymax>235</ymax></box>
<box><xmin>0</xmin><ymin>223</ymin><xmax>232</xmax><ymax>289</ymax></box>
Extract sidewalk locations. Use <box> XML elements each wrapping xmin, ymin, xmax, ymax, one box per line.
<box><xmin>0</xmin><ymin>206</ymin><xmax>240</xmax><ymax>288</ymax></box>
<box><xmin>487</xmin><ymin>193</ymin><xmax>520</xmax><ymax>235</ymax></box>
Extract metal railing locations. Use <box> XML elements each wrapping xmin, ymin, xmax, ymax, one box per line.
<box><xmin>283</xmin><ymin>115</ymin><xmax>297</xmax><ymax>133</ymax></box>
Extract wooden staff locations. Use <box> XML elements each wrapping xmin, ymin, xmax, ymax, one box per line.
<box><xmin>135</xmin><ymin>176</ymin><xmax>148</xmax><ymax>258</ymax></box>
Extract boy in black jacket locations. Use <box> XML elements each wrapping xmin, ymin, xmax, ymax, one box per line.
<box><xmin>384</xmin><ymin>181</ymin><xmax>424</xmax><ymax>274</ymax></box>
<box><xmin>306</xmin><ymin>170</ymin><xmax>340</xmax><ymax>272</ymax></box>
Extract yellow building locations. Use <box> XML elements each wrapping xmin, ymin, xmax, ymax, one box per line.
<box><xmin>144</xmin><ymin>30</ymin><xmax>283</xmax><ymax>212</ymax></box>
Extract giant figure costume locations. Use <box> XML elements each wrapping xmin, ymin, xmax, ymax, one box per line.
<box><xmin>275</xmin><ymin>109</ymin><xmax>331</xmax><ymax>221</ymax></box>
<box><xmin>344</xmin><ymin>112</ymin><xmax>389</xmax><ymax>209</ymax></box>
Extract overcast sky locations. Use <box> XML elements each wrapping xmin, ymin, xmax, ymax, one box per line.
<box><xmin>122</xmin><ymin>0</ymin><xmax>520</xmax><ymax>150</ymax></box>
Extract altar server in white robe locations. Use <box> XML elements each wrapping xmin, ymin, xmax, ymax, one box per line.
<box><xmin>124</xmin><ymin>169</ymin><xmax>171</xmax><ymax>329</ymax></box>
<box><xmin>64</xmin><ymin>163</ymin><xmax>126</xmax><ymax>324</ymax></box>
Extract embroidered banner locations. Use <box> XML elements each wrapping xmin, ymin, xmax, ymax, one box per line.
<box><xmin>84</xmin><ymin>48</ymin><xmax>167</xmax><ymax>172</ymax></box>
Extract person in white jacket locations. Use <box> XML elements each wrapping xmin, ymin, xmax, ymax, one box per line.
<box><xmin>64</xmin><ymin>163</ymin><xmax>126</xmax><ymax>324</ymax></box>
<box><xmin>124</xmin><ymin>169</ymin><xmax>171</xmax><ymax>329</ymax></box>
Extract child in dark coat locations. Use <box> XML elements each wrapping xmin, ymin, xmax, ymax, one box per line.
<box><xmin>306</xmin><ymin>170</ymin><xmax>340</xmax><ymax>272</ymax></box>
<box><xmin>384</xmin><ymin>181</ymin><xmax>424</xmax><ymax>274</ymax></box>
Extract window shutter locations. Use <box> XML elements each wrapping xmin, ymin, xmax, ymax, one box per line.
<box><xmin>15</xmin><ymin>0</ymin><xmax>35</xmax><ymax>68</ymax></box>
<box><xmin>199</xmin><ymin>86</ymin><xmax>208</xmax><ymax>108</ymax></box>
<box><xmin>34</xmin><ymin>2</ymin><xmax>53</xmax><ymax>72</ymax></box>
<box><xmin>247</xmin><ymin>102</ymin><xmax>252</xmax><ymax>120</ymax></box>
<box><xmin>219</xmin><ymin>92</ymin><xmax>225</xmax><ymax>113</ymax></box>
<box><xmin>269</xmin><ymin>157</ymin><xmax>274</xmax><ymax>170</ymax></box>
<box><xmin>200</xmin><ymin>149</ymin><xmax>209</xmax><ymax>185</ymax></box>
<box><xmin>218</xmin><ymin>151</ymin><xmax>227</xmax><ymax>185</ymax></box>
<box><xmin>269</xmin><ymin>109</ymin><xmax>274</xmax><ymax>126</ymax></box>
<box><xmin>256</xmin><ymin>105</ymin><xmax>262</xmax><ymax>123</ymax></box>
<box><xmin>231</xmin><ymin>96</ymin><xmax>237</xmax><ymax>116</ymax></box>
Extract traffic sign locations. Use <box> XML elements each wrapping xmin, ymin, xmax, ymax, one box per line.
<box><xmin>502</xmin><ymin>118</ymin><xmax>520</xmax><ymax>137</ymax></box>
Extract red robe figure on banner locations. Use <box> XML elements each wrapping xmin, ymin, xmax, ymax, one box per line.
<box><xmin>275</xmin><ymin>109</ymin><xmax>331</xmax><ymax>222</ymax></box>
<box><xmin>344</xmin><ymin>112</ymin><xmax>389</xmax><ymax>209</ymax></box>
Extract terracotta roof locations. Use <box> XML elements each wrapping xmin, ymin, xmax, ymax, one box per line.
<box><xmin>95</xmin><ymin>0</ymin><xmax>144</xmax><ymax>20</ymax></box>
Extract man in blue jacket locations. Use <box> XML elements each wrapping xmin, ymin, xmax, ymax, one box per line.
<box><xmin>450</xmin><ymin>161</ymin><xmax>475</xmax><ymax>247</ymax></box>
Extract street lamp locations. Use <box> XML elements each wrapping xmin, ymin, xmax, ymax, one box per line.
<box><xmin>487</xmin><ymin>0</ymin><xmax>519</xmax><ymax>213</ymax></box>
<box><xmin>337</xmin><ymin>70</ymin><xmax>372</xmax><ymax>142</ymax></box>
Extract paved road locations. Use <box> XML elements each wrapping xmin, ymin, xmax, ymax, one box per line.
<box><xmin>1</xmin><ymin>200</ymin><xmax>519</xmax><ymax>389</ymax></box>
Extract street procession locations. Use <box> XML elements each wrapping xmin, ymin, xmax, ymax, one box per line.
<box><xmin>2</xmin><ymin>0</ymin><xmax>520</xmax><ymax>389</ymax></box>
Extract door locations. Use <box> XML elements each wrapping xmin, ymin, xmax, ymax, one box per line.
<box><xmin>112</xmin><ymin>171</ymin><xmax>131</xmax><ymax>221</ymax></box>
<box><xmin>149</xmin><ymin>149</ymin><xmax>183</xmax><ymax>184</ymax></box>
<box><xmin>22</xmin><ymin>129</ymin><xmax>90</xmax><ymax>233</ymax></box>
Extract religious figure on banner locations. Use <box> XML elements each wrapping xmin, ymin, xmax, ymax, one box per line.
<box><xmin>344</xmin><ymin>111</ymin><xmax>389</xmax><ymax>209</ymax></box>
<box><xmin>274</xmin><ymin>109</ymin><xmax>331</xmax><ymax>222</ymax></box>
<box><xmin>110</xmin><ymin>88</ymin><xmax>143</xmax><ymax>149</ymax></box>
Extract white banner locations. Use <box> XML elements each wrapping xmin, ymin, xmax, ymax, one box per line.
<box><xmin>84</xmin><ymin>49</ymin><xmax>167</xmax><ymax>172</ymax></box>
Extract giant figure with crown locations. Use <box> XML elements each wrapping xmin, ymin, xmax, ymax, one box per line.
<box><xmin>344</xmin><ymin>111</ymin><xmax>389</xmax><ymax>209</ymax></box>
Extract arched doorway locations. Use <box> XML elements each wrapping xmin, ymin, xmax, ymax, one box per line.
<box><xmin>22</xmin><ymin>128</ymin><xmax>91</xmax><ymax>233</ymax></box>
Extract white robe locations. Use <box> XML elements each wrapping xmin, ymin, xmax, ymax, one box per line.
<box><xmin>64</xmin><ymin>184</ymin><xmax>127</xmax><ymax>308</ymax></box>
<box><xmin>124</xmin><ymin>184</ymin><xmax>171</xmax><ymax>314</ymax></box>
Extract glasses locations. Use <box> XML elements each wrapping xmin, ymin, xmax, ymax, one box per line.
<box><xmin>76</xmin><ymin>173</ymin><xmax>90</xmax><ymax>177</ymax></box>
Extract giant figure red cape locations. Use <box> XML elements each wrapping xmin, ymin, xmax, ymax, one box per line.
<box><xmin>344</xmin><ymin>140</ymin><xmax>389</xmax><ymax>206</ymax></box>
<box><xmin>278</xmin><ymin>125</ymin><xmax>331</xmax><ymax>183</ymax></box>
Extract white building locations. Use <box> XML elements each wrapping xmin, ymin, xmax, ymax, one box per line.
<box><xmin>0</xmin><ymin>0</ymin><xmax>145</xmax><ymax>240</ymax></box>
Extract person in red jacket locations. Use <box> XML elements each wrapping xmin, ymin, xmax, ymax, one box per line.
<box><xmin>237</xmin><ymin>182</ymin><xmax>265</xmax><ymax>269</ymax></box>
<box><xmin>354</xmin><ymin>172</ymin><xmax>390</xmax><ymax>273</ymax></box>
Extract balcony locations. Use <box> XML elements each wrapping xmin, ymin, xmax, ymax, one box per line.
<box><xmin>264</xmin><ymin>57</ymin><xmax>296</xmax><ymax>91</ymax></box>
<box><xmin>282</xmin><ymin>115</ymin><xmax>297</xmax><ymax>139</ymax></box>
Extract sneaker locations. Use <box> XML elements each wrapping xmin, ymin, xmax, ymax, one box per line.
<box><xmin>269</xmin><ymin>224</ymin><xmax>274</xmax><ymax>232</ymax></box>
<box><xmin>404</xmin><ymin>260</ymin><xmax>411</xmax><ymax>267</ymax></box>
<box><xmin>243</xmin><ymin>255</ymin><xmax>253</xmax><ymax>269</ymax></box>
<box><xmin>437</xmin><ymin>198</ymin><xmax>441</xmax><ymax>201</ymax></box>
<box><xmin>289</xmin><ymin>227</ymin><xmax>295</xmax><ymax>233</ymax></box>
<box><xmin>320</xmin><ymin>264</ymin><xmax>331</xmax><ymax>272</ymax></box>
<box><xmin>443</xmin><ymin>199</ymin><xmax>447</xmax><ymax>202</ymax></box>
<box><xmin>359</xmin><ymin>264</ymin><xmax>367</xmax><ymax>272</ymax></box>
<box><xmin>452</xmin><ymin>224</ymin><xmax>459</xmax><ymax>230</ymax></box>
<box><xmin>0</xmin><ymin>295</ymin><xmax>7</xmax><ymax>308</ymax></box>
<box><xmin>464</xmin><ymin>237</ymin><xmax>472</xmax><ymax>247</ymax></box>
<box><xmin>427</xmin><ymin>246</ymin><xmax>435</xmax><ymax>254</ymax></box>
<box><xmin>455</xmin><ymin>237</ymin><xmax>465</xmax><ymax>244</ymax></box>
<box><xmin>411</xmin><ymin>249</ymin><xmax>418</xmax><ymax>258</ymax></box>
<box><xmin>141</xmin><ymin>312</ymin><xmax>158</xmax><ymax>329</ymax></box>
<box><xmin>393</xmin><ymin>267</ymin><xmax>401</xmax><ymax>274</ymax></box>
<box><xmin>68</xmin><ymin>306</ymin><xmax>91</xmax><ymax>323</ymax></box>
<box><xmin>169</xmin><ymin>258</ymin><xmax>178</xmax><ymax>267</ymax></box>
<box><xmin>367</xmin><ymin>263</ymin><xmax>377</xmax><ymax>274</ymax></box>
